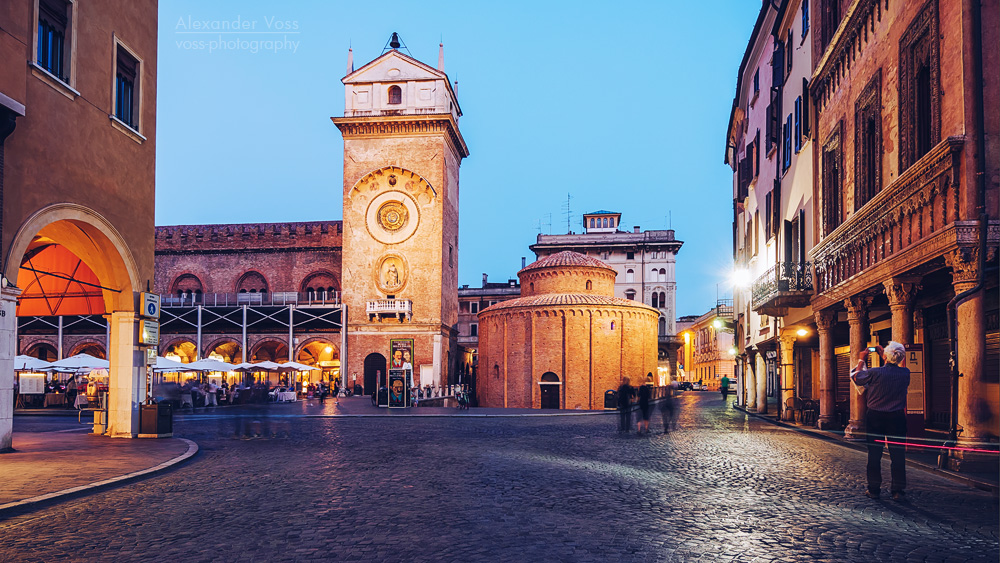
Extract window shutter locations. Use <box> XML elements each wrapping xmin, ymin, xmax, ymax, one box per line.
<box><xmin>802</xmin><ymin>78</ymin><xmax>810</xmax><ymax>136</ymax></box>
<box><xmin>754</xmin><ymin>130</ymin><xmax>761</xmax><ymax>174</ymax></box>
<box><xmin>765</xmin><ymin>103</ymin><xmax>775</xmax><ymax>152</ymax></box>
<box><xmin>772</xmin><ymin>40</ymin><xmax>785</xmax><ymax>87</ymax></box>
<box><xmin>772</xmin><ymin>179</ymin><xmax>782</xmax><ymax>238</ymax></box>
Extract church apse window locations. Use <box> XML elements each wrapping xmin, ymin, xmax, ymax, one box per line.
<box><xmin>626</xmin><ymin>269</ymin><xmax>634</xmax><ymax>283</ymax></box>
<box><xmin>585</xmin><ymin>280</ymin><xmax>592</xmax><ymax>290</ymax></box>
<box><xmin>388</xmin><ymin>85</ymin><xmax>402</xmax><ymax>105</ymax></box>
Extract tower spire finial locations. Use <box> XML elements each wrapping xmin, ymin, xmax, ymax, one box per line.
<box><xmin>347</xmin><ymin>44</ymin><xmax>354</xmax><ymax>75</ymax></box>
<box><xmin>438</xmin><ymin>39</ymin><xmax>444</xmax><ymax>71</ymax></box>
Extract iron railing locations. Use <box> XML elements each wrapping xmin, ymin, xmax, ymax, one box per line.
<box><xmin>751</xmin><ymin>262</ymin><xmax>813</xmax><ymax>309</ymax></box>
<box><xmin>162</xmin><ymin>291</ymin><xmax>340</xmax><ymax>308</ymax></box>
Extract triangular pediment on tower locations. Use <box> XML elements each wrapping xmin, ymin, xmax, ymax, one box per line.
<box><xmin>344</xmin><ymin>50</ymin><xmax>447</xmax><ymax>85</ymax></box>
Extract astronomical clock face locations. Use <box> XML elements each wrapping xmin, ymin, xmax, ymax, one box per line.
<box><xmin>364</xmin><ymin>191</ymin><xmax>420</xmax><ymax>245</ymax></box>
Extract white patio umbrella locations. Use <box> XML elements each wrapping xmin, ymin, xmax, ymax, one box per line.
<box><xmin>14</xmin><ymin>355</ymin><xmax>54</xmax><ymax>371</ymax></box>
<box><xmin>152</xmin><ymin>356</ymin><xmax>197</xmax><ymax>373</ymax></box>
<box><xmin>279</xmin><ymin>361</ymin><xmax>320</xmax><ymax>372</ymax></box>
<box><xmin>50</xmin><ymin>353</ymin><xmax>110</xmax><ymax>371</ymax></box>
<box><xmin>249</xmin><ymin>360</ymin><xmax>283</xmax><ymax>371</ymax></box>
<box><xmin>186</xmin><ymin>358</ymin><xmax>237</xmax><ymax>372</ymax></box>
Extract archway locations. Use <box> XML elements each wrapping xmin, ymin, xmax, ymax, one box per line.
<box><xmin>204</xmin><ymin>338</ymin><xmax>241</xmax><ymax>363</ymax></box>
<box><xmin>296</xmin><ymin>338</ymin><xmax>340</xmax><ymax>384</ymax></box>
<box><xmin>363</xmin><ymin>353</ymin><xmax>386</xmax><ymax>396</ymax></box>
<box><xmin>161</xmin><ymin>338</ymin><xmax>198</xmax><ymax>363</ymax></box>
<box><xmin>25</xmin><ymin>342</ymin><xmax>57</xmax><ymax>362</ymax></box>
<box><xmin>251</xmin><ymin>339</ymin><xmax>288</xmax><ymax>363</ymax></box>
<box><xmin>539</xmin><ymin>372</ymin><xmax>561</xmax><ymax>409</ymax></box>
<box><xmin>3</xmin><ymin>205</ymin><xmax>142</xmax><ymax>445</ymax></box>
<box><xmin>69</xmin><ymin>341</ymin><xmax>106</xmax><ymax>359</ymax></box>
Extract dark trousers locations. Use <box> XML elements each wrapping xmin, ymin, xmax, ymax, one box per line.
<box><xmin>618</xmin><ymin>406</ymin><xmax>631</xmax><ymax>432</ymax></box>
<box><xmin>721</xmin><ymin>387</ymin><xmax>729</xmax><ymax>400</ymax></box>
<box><xmin>865</xmin><ymin>409</ymin><xmax>907</xmax><ymax>494</ymax></box>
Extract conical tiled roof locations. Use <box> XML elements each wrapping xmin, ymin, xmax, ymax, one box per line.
<box><xmin>520</xmin><ymin>251</ymin><xmax>613</xmax><ymax>274</ymax></box>
<box><xmin>481</xmin><ymin>293</ymin><xmax>659</xmax><ymax>313</ymax></box>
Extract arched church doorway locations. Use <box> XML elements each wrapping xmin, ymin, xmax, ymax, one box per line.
<box><xmin>4</xmin><ymin>204</ymin><xmax>142</xmax><ymax>443</ymax></box>
<box><xmin>364</xmin><ymin>353</ymin><xmax>386</xmax><ymax>395</ymax></box>
<box><xmin>539</xmin><ymin>372</ymin><xmax>561</xmax><ymax>409</ymax></box>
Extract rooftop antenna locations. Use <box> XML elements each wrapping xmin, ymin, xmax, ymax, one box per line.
<box><xmin>382</xmin><ymin>32</ymin><xmax>411</xmax><ymax>56</ymax></box>
<box><xmin>668</xmin><ymin>211</ymin><xmax>672</xmax><ymax>229</ymax></box>
<box><xmin>562</xmin><ymin>193</ymin><xmax>573</xmax><ymax>234</ymax></box>
<box><xmin>545</xmin><ymin>213</ymin><xmax>552</xmax><ymax>235</ymax></box>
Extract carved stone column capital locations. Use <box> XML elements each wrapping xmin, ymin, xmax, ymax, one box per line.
<box><xmin>844</xmin><ymin>295</ymin><xmax>873</xmax><ymax>322</ymax></box>
<box><xmin>945</xmin><ymin>247</ymin><xmax>980</xmax><ymax>286</ymax></box>
<box><xmin>883</xmin><ymin>278</ymin><xmax>921</xmax><ymax>309</ymax></box>
<box><xmin>815</xmin><ymin>308</ymin><xmax>837</xmax><ymax>332</ymax></box>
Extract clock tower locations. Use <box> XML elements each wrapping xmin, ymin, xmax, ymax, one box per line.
<box><xmin>332</xmin><ymin>35</ymin><xmax>468</xmax><ymax>394</ymax></box>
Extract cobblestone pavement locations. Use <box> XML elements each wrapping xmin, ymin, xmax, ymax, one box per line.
<box><xmin>0</xmin><ymin>394</ymin><xmax>996</xmax><ymax>562</ymax></box>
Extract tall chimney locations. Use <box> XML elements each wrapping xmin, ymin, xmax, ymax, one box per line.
<box><xmin>482</xmin><ymin>273</ymin><xmax>488</xmax><ymax>287</ymax></box>
<box><xmin>521</xmin><ymin>257</ymin><xmax>526</xmax><ymax>269</ymax></box>
<box><xmin>633</xmin><ymin>226</ymin><xmax>640</xmax><ymax>233</ymax></box>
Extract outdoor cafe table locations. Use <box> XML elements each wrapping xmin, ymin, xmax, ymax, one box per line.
<box><xmin>44</xmin><ymin>393</ymin><xmax>67</xmax><ymax>407</ymax></box>
<box><xmin>276</xmin><ymin>391</ymin><xmax>296</xmax><ymax>402</ymax></box>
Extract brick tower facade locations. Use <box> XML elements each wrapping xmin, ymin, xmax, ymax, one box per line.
<box><xmin>332</xmin><ymin>38</ymin><xmax>468</xmax><ymax>394</ymax></box>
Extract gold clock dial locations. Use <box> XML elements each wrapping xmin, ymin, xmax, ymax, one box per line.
<box><xmin>377</xmin><ymin>201</ymin><xmax>409</xmax><ymax>232</ymax></box>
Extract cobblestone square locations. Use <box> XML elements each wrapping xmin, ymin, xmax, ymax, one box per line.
<box><xmin>0</xmin><ymin>394</ymin><xmax>996</xmax><ymax>562</ymax></box>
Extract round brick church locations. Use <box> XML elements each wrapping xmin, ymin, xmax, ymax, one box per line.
<box><xmin>476</xmin><ymin>251</ymin><xmax>659</xmax><ymax>409</ymax></box>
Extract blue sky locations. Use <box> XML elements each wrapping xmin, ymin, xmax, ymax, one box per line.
<box><xmin>155</xmin><ymin>1</ymin><xmax>760</xmax><ymax>316</ymax></box>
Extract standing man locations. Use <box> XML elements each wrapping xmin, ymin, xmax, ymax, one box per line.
<box><xmin>720</xmin><ymin>375</ymin><xmax>731</xmax><ymax>401</ymax></box>
<box><xmin>851</xmin><ymin>342</ymin><xmax>911</xmax><ymax>500</ymax></box>
<box><xmin>616</xmin><ymin>377</ymin><xmax>635</xmax><ymax>433</ymax></box>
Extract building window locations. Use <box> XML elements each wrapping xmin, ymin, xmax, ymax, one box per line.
<box><xmin>765</xmin><ymin>191</ymin><xmax>773</xmax><ymax>239</ymax></box>
<box><xmin>470</xmin><ymin>323</ymin><xmax>478</xmax><ymax>337</ymax></box>
<box><xmin>589</xmin><ymin>218</ymin><xmax>595</xmax><ymax>228</ymax></box>
<box><xmin>821</xmin><ymin>0</ymin><xmax>841</xmax><ymax>50</ymax></box>
<box><xmin>624</xmin><ymin>291</ymin><xmax>635</xmax><ymax>301</ymax></box>
<box><xmin>794</xmin><ymin>97</ymin><xmax>802</xmax><ymax>153</ymax></box>
<box><xmin>753</xmin><ymin>68</ymin><xmax>759</xmax><ymax>95</ymax></box>
<box><xmin>37</xmin><ymin>0</ymin><xmax>70</xmax><ymax>80</ymax></box>
<box><xmin>899</xmin><ymin>1</ymin><xmax>940</xmax><ymax>170</ymax></box>
<box><xmin>585</xmin><ymin>280</ymin><xmax>592</xmax><ymax>290</ymax></box>
<box><xmin>658</xmin><ymin>268</ymin><xmax>666</xmax><ymax>282</ymax></box>
<box><xmin>388</xmin><ymin>85</ymin><xmax>402</xmax><ymax>105</ymax></box>
<box><xmin>470</xmin><ymin>302</ymin><xmax>479</xmax><ymax>314</ymax></box>
<box><xmin>782</xmin><ymin>114</ymin><xmax>792</xmax><ymax>171</ymax></box>
<box><xmin>786</xmin><ymin>30</ymin><xmax>793</xmax><ymax>74</ymax></box>
<box><xmin>626</xmin><ymin>251</ymin><xmax>634</xmax><ymax>260</ymax></box>
<box><xmin>659</xmin><ymin>291</ymin><xmax>666</xmax><ymax>306</ymax></box>
<box><xmin>822</xmin><ymin>123</ymin><xmax>843</xmax><ymax>236</ymax></box>
<box><xmin>801</xmin><ymin>78</ymin><xmax>810</xmax><ymax>139</ymax></box>
<box><xmin>802</xmin><ymin>0</ymin><xmax>810</xmax><ymax>38</ymax></box>
<box><xmin>115</xmin><ymin>44</ymin><xmax>139</xmax><ymax>129</ymax></box>
<box><xmin>449</xmin><ymin>244</ymin><xmax>454</xmax><ymax>267</ymax></box>
<box><xmin>652</xmin><ymin>293</ymin><xmax>660</xmax><ymax>308</ymax></box>
<box><xmin>625</xmin><ymin>269</ymin><xmax>634</xmax><ymax>283</ymax></box>
<box><xmin>854</xmin><ymin>71</ymin><xmax>882</xmax><ymax>211</ymax></box>
<box><xmin>609</xmin><ymin>217</ymin><xmax>615</xmax><ymax>228</ymax></box>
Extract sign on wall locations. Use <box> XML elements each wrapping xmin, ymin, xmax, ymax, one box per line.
<box><xmin>141</xmin><ymin>292</ymin><xmax>160</xmax><ymax>319</ymax></box>
<box><xmin>904</xmin><ymin>344</ymin><xmax>924</xmax><ymax>415</ymax></box>
<box><xmin>139</xmin><ymin>320</ymin><xmax>159</xmax><ymax>346</ymax></box>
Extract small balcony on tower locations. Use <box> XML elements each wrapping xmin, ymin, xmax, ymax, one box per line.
<box><xmin>367</xmin><ymin>298</ymin><xmax>412</xmax><ymax>322</ymax></box>
<box><xmin>750</xmin><ymin>262</ymin><xmax>813</xmax><ymax>317</ymax></box>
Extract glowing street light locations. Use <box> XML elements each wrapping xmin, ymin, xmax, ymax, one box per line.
<box><xmin>731</xmin><ymin>268</ymin><xmax>752</xmax><ymax>289</ymax></box>
<box><xmin>796</xmin><ymin>328</ymin><xmax>809</xmax><ymax>337</ymax></box>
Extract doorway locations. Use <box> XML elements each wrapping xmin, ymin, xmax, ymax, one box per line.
<box><xmin>539</xmin><ymin>372</ymin><xmax>560</xmax><ymax>409</ymax></box>
<box><xmin>363</xmin><ymin>353</ymin><xmax>386</xmax><ymax>396</ymax></box>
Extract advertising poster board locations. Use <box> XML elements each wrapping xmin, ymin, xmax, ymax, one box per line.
<box><xmin>388</xmin><ymin>370</ymin><xmax>407</xmax><ymax>408</ymax></box>
<box><xmin>903</xmin><ymin>344</ymin><xmax>924</xmax><ymax>415</ymax></box>
<box><xmin>390</xmin><ymin>338</ymin><xmax>415</xmax><ymax>388</ymax></box>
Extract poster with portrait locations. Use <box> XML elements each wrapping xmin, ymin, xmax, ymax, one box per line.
<box><xmin>388</xmin><ymin>370</ymin><xmax>407</xmax><ymax>408</ymax></box>
<box><xmin>390</xmin><ymin>338</ymin><xmax>415</xmax><ymax>387</ymax></box>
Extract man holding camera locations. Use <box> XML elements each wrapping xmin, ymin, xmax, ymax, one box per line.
<box><xmin>851</xmin><ymin>341</ymin><xmax>911</xmax><ymax>500</ymax></box>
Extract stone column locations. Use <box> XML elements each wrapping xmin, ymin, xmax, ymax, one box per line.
<box><xmin>883</xmin><ymin>278</ymin><xmax>921</xmax><ymax>345</ymax></box>
<box><xmin>778</xmin><ymin>330</ymin><xmax>796</xmax><ymax>421</ymax></box>
<box><xmin>0</xmin><ymin>287</ymin><xmax>23</xmax><ymax>452</ymax></box>
<box><xmin>815</xmin><ymin>308</ymin><xmax>837</xmax><ymax>429</ymax></box>
<box><xmin>755</xmin><ymin>352</ymin><xmax>767</xmax><ymax>415</ymax></box>
<box><xmin>946</xmin><ymin>248</ymin><xmax>993</xmax><ymax>454</ymax></box>
<box><xmin>745</xmin><ymin>352</ymin><xmax>757</xmax><ymax>411</ymax></box>
<box><xmin>844</xmin><ymin>296</ymin><xmax>872</xmax><ymax>440</ymax></box>
<box><xmin>107</xmin><ymin>311</ymin><xmax>142</xmax><ymax>438</ymax></box>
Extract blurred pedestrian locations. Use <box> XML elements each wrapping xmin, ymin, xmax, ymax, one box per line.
<box><xmin>617</xmin><ymin>377</ymin><xmax>635</xmax><ymax>433</ymax></box>
<box><xmin>720</xmin><ymin>375</ymin><xmax>731</xmax><ymax>401</ymax></box>
<box><xmin>661</xmin><ymin>380</ymin><xmax>678</xmax><ymax>433</ymax></box>
<box><xmin>637</xmin><ymin>374</ymin><xmax>653</xmax><ymax>434</ymax></box>
<box><xmin>851</xmin><ymin>341</ymin><xmax>910</xmax><ymax>500</ymax></box>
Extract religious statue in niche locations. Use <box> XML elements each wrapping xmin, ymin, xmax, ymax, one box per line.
<box><xmin>376</xmin><ymin>254</ymin><xmax>407</xmax><ymax>293</ymax></box>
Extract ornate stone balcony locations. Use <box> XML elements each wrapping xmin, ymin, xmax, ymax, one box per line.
<box><xmin>751</xmin><ymin>262</ymin><xmax>813</xmax><ymax>317</ymax></box>
<box><xmin>367</xmin><ymin>299</ymin><xmax>412</xmax><ymax>322</ymax></box>
<box><xmin>811</xmin><ymin>137</ymin><xmax>967</xmax><ymax>306</ymax></box>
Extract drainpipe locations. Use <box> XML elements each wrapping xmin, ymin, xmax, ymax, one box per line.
<box><xmin>942</xmin><ymin>0</ymin><xmax>988</xmax><ymax>466</ymax></box>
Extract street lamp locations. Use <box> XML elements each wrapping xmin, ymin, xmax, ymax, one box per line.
<box><xmin>796</xmin><ymin>328</ymin><xmax>808</xmax><ymax>337</ymax></box>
